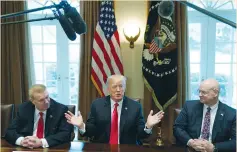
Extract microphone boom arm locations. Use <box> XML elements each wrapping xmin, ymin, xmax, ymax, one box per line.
<box><xmin>1</xmin><ymin>16</ymin><xmax>57</xmax><ymax>25</ymax></box>
<box><xmin>1</xmin><ymin>4</ymin><xmax>61</xmax><ymax>19</ymax></box>
<box><xmin>1</xmin><ymin>1</ymin><xmax>86</xmax><ymax>40</ymax></box>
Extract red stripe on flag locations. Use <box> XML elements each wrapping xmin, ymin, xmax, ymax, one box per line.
<box><xmin>108</xmin><ymin>39</ymin><xmax>123</xmax><ymax>74</ymax></box>
<box><xmin>114</xmin><ymin>30</ymin><xmax>120</xmax><ymax>47</ymax></box>
<box><xmin>94</xmin><ymin>31</ymin><xmax>114</xmax><ymax>74</ymax></box>
<box><xmin>112</xmin><ymin>31</ymin><xmax>123</xmax><ymax>74</ymax></box>
<box><xmin>92</xmin><ymin>49</ymin><xmax>107</xmax><ymax>83</ymax></box>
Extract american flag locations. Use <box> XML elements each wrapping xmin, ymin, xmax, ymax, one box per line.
<box><xmin>91</xmin><ymin>1</ymin><xmax>124</xmax><ymax>96</ymax></box>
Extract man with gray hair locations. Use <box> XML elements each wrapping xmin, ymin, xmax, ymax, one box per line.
<box><xmin>5</xmin><ymin>84</ymin><xmax>73</xmax><ymax>148</ymax></box>
<box><xmin>65</xmin><ymin>74</ymin><xmax>164</xmax><ymax>144</ymax></box>
<box><xmin>173</xmin><ymin>79</ymin><xmax>236</xmax><ymax>152</ymax></box>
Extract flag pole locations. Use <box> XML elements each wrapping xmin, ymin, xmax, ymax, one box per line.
<box><xmin>156</xmin><ymin>115</ymin><xmax>164</xmax><ymax>146</ymax></box>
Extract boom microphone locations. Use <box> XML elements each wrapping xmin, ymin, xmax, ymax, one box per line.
<box><xmin>62</xmin><ymin>3</ymin><xmax>87</xmax><ymax>35</ymax></box>
<box><xmin>53</xmin><ymin>10</ymin><xmax>77</xmax><ymax>41</ymax></box>
<box><xmin>158</xmin><ymin>0</ymin><xmax>174</xmax><ymax>18</ymax></box>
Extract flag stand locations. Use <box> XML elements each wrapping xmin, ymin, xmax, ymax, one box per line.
<box><xmin>155</xmin><ymin>121</ymin><xmax>164</xmax><ymax>146</ymax></box>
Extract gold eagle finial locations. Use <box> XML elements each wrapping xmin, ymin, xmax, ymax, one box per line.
<box><xmin>123</xmin><ymin>28</ymin><xmax>140</xmax><ymax>48</ymax></box>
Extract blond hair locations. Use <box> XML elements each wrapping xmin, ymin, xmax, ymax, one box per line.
<box><xmin>29</xmin><ymin>84</ymin><xmax>46</xmax><ymax>100</ymax></box>
<box><xmin>106</xmin><ymin>75</ymin><xmax>127</xmax><ymax>89</ymax></box>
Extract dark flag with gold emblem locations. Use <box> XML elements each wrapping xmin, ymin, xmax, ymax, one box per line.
<box><xmin>142</xmin><ymin>1</ymin><xmax>177</xmax><ymax>110</ymax></box>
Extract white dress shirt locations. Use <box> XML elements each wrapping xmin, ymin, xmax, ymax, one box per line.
<box><xmin>15</xmin><ymin>107</ymin><xmax>49</xmax><ymax>148</ymax></box>
<box><xmin>187</xmin><ymin>101</ymin><xmax>219</xmax><ymax>146</ymax></box>
<box><xmin>79</xmin><ymin>98</ymin><xmax>152</xmax><ymax>144</ymax></box>
<box><xmin>199</xmin><ymin>101</ymin><xmax>219</xmax><ymax>142</ymax></box>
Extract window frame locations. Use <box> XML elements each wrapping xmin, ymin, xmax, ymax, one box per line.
<box><xmin>188</xmin><ymin>9</ymin><xmax>236</xmax><ymax>108</ymax></box>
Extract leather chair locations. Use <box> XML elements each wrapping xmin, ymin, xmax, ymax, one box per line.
<box><xmin>67</xmin><ymin>105</ymin><xmax>76</xmax><ymax>141</ymax></box>
<box><xmin>67</xmin><ymin>105</ymin><xmax>76</xmax><ymax>115</ymax></box>
<box><xmin>133</xmin><ymin>98</ymin><xmax>141</xmax><ymax>103</ymax></box>
<box><xmin>1</xmin><ymin>104</ymin><xmax>14</xmax><ymax>137</ymax></box>
<box><xmin>174</xmin><ymin>108</ymin><xmax>181</xmax><ymax>119</ymax></box>
<box><xmin>172</xmin><ymin>108</ymin><xmax>182</xmax><ymax>144</ymax></box>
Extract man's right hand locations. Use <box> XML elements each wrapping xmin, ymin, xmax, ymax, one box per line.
<box><xmin>65</xmin><ymin>111</ymin><xmax>84</xmax><ymax>129</ymax></box>
<box><xmin>188</xmin><ymin>139</ymin><xmax>206</xmax><ymax>152</ymax></box>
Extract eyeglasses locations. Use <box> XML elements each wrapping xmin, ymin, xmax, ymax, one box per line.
<box><xmin>197</xmin><ymin>88</ymin><xmax>218</xmax><ymax>96</ymax></box>
<box><xmin>197</xmin><ymin>90</ymin><xmax>210</xmax><ymax>96</ymax></box>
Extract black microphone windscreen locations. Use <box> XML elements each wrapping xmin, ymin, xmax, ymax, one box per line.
<box><xmin>158</xmin><ymin>1</ymin><xmax>174</xmax><ymax>18</ymax></box>
<box><xmin>64</xmin><ymin>7</ymin><xmax>87</xmax><ymax>35</ymax></box>
<box><xmin>58</xmin><ymin>14</ymin><xmax>77</xmax><ymax>41</ymax></box>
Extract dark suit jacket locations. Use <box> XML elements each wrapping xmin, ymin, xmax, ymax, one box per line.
<box><xmin>173</xmin><ymin>100</ymin><xmax>236</xmax><ymax>152</ymax></box>
<box><xmin>82</xmin><ymin>96</ymin><xmax>150</xmax><ymax>144</ymax></box>
<box><xmin>4</xmin><ymin>99</ymin><xmax>73</xmax><ymax>147</ymax></box>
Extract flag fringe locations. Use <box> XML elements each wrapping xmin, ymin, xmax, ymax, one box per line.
<box><xmin>143</xmin><ymin>76</ymin><xmax>177</xmax><ymax>111</ymax></box>
<box><xmin>91</xmin><ymin>75</ymin><xmax>103</xmax><ymax>97</ymax></box>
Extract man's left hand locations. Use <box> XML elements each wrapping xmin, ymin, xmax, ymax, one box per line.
<box><xmin>24</xmin><ymin>136</ymin><xmax>43</xmax><ymax>148</ymax></box>
<box><xmin>146</xmin><ymin>110</ymin><xmax>164</xmax><ymax>129</ymax></box>
<box><xmin>198</xmin><ymin>139</ymin><xmax>214</xmax><ymax>152</ymax></box>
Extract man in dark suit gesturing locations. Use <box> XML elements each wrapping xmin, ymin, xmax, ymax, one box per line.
<box><xmin>65</xmin><ymin>75</ymin><xmax>164</xmax><ymax>144</ymax></box>
<box><xmin>173</xmin><ymin>79</ymin><xmax>236</xmax><ymax>152</ymax></box>
<box><xmin>5</xmin><ymin>84</ymin><xmax>73</xmax><ymax>148</ymax></box>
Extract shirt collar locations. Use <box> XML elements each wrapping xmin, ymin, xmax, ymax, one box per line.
<box><xmin>110</xmin><ymin>98</ymin><xmax>123</xmax><ymax>107</ymax></box>
<box><xmin>204</xmin><ymin>100</ymin><xmax>219</xmax><ymax>110</ymax></box>
<box><xmin>35</xmin><ymin>107</ymin><xmax>47</xmax><ymax>116</ymax></box>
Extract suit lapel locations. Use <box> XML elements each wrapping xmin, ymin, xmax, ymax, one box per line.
<box><xmin>212</xmin><ymin>102</ymin><xmax>224</xmax><ymax>142</ymax></box>
<box><xmin>45</xmin><ymin>99</ymin><xmax>55</xmax><ymax>136</ymax></box>
<box><xmin>104</xmin><ymin>96</ymin><xmax>111</xmax><ymax>141</ymax></box>
<box><xmin>28</xmin><ymin>103</ymin><xmax>35</xmax><ymax>134</ymax></box>
<box><xmin>119</xmin><ymin>97</ymin><xmax>128</xmax><ymax>137</ymax></box>
<box><xmin>195</xmin><ymin>102</ymin><xmax>204</xmax><ymax>138</ymax></box>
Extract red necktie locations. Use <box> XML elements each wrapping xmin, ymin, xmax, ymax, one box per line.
<box><xmin>36</xmin><ymin>112</ymin><xmax>44</xmax><ymax>139</ymax></box>
<box><xmin>110</xmin><ymin>103</ymin><xmax>119</xmax><ymax>144</ymax></box>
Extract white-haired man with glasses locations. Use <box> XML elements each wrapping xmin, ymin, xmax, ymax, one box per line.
<box><xmin>173</xmin><ymin>78</ymin><xmax>236</xmax><ymax>152</ymax></box>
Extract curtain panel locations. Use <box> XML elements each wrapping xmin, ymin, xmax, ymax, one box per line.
<box><xmin>78</xmin><ymin>1</ymin><xmax>101</xmax><ymax>139</ymax></box>
<box><xmin>1</xmin><ymin>1</ymin><xmax>32</xmax><ymax>105</ymax></box>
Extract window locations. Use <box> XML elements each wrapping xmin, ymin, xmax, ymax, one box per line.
<box><xmin>188</xmin><ymin>0</ymin><xmax>236</xmax><ymax>108</ymax></box>
<box><xmin>27</xmin><ymin>0</ymin><xmax>80</xmax><ymax>108</ymax></box>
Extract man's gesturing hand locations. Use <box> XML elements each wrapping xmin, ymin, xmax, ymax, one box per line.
<box><xmin>146</xmin><ymin>110</ymin><xmax>164</xmax><ymax>129</ymax></box>
<box><xmin>65</xmin><ymin>111</ymin><xmax>84</xmax><ymax>129</ymax></box>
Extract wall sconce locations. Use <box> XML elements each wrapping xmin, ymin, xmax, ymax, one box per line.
<box><xmin>123</xmin><ymin>27</ymin><xmax>140</xmax><ymax>48</ymax></box>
